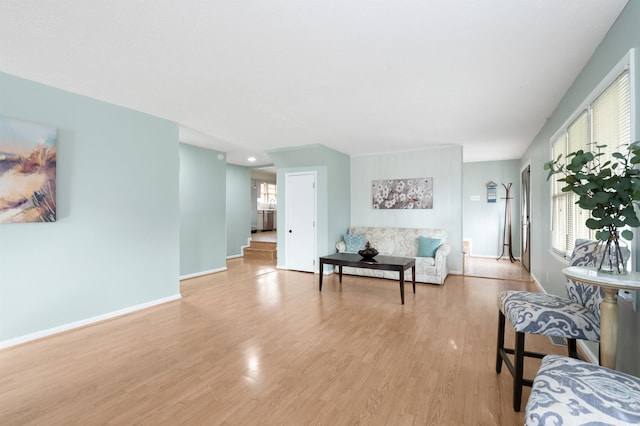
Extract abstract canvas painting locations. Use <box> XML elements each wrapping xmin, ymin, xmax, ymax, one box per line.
<box><xmin>372</xmin><ymin>177</ymin><xmax>433</xmax><ymax>209</ymax></box>
<box><xmin>0</xmin><ymin>116</ymin><xmax>57</xmax><ymax>223</ymax></box>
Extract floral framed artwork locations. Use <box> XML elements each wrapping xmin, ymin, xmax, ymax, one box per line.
<box><xmin>0</xmin><ymin>116</ymin><xmax>57</xmax><ymax>223</ymax></box>
<box><xmin>372</xmin><ymin>177</ymin><xmax>433</xmax><ymax>209</ymax></box>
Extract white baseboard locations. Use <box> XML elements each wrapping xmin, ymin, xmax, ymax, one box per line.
<box><xmin>468</xmin><ymin>254</ymin><xmax>522</xmax><ymax>260</ymax></box>
<box><xmin>180</xmin><ymin>267</ymin><xmax>227</xmax><ymax>280</ymax></box>
<box><xmin>578</xmin><ymin>341</ymin><xmax>598</xmax><ymax>364</ymax></box>
<box><xmin>226</xmin><ymin>239</ymin><xmax>252</xmax><ymax>260</ymax></box>
<box><xmin>0</xmin><ymin>294</ymin><xmax>182</xmax><ymax>350</ymax></box>
<box><xmin>530</xmin><ymin>273</ymin><xmax>545</xmax><ymax>292</ymax></box>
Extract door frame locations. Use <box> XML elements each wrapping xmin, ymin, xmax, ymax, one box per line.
<box><xmin>521</xmin><ymin>163</ymin><xmax>531</xmax><ymax>271</ymax></box>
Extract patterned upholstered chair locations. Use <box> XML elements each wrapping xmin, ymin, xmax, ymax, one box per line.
<box><xmin>496</xmin><ymin>239</ymin><xmax>603</xmax><ymax>411</ymax></box>
<box><xmin>525</xmin><ymin>355</ymin><xmax>640</xmax><ymax>425</ymax></box>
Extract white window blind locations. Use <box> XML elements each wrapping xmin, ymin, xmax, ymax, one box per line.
<box><xmin>592</xmin><ymin>71</ymin><xmax>631</xmax><ymax>156</ymax></box>
<box><xmin>550</xmin><ymin>70</ymin><xmax>631</xmax><ymax>258</ymax></box>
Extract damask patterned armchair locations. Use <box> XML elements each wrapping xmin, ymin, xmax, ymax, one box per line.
<box><xmin>525</xmin><ymin>355</ymin><xmax>640</xmax><ymax>425</ymax></box>
<box><xmin>496</xmin><ymin>239</ymin><xmax>603</xmax><ymax>411</ymax></box>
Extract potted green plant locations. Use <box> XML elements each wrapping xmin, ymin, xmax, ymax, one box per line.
<box><xmin>544</xmin><ymin>141</ymin><xmax>640</xmax><ymax>273</ymax></box>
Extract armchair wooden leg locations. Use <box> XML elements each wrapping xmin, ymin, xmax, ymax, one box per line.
<box><xmin>568</xmin><ymin>338</ymin><xmax>578</xmax><ymax>359</ymax></box>
<box><xmin>495</xmin><ymin>310</ymin><xmax>541</xmax><ymax>412</ymax></box>
<box><xmin>496</xmin><ymin>311</ymin><xmax>506</xmax><ymax>373</ymax></box>
<box><xmin>598</xmin><ymin>342</ymin><xmax>602</xmax><ymax>365</ymax></box>
<box><xmin>513</xmin><ymin>331</ymin><xmax>525</xmax><ymax>412</ymax></box>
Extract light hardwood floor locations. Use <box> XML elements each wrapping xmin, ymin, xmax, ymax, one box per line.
<box><xmin>0</xmin><ymin>258</ymin><xmax>566</xmax><ymax>425</ymax></box>
<box><xmin>464</xmin><ymin>255</ymin><xmax>532</xmax><ymax>282</ymax></box>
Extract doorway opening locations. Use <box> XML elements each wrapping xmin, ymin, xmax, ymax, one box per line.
<box><xmin>251</xmin><ymin>167</ymin><xmax>277</xmax><ymax>234</ymax></box>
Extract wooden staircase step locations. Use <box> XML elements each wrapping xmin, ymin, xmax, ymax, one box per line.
<box><xmin>249</xmin><ymin>241</ymin><xmax>276</xmax><ymax>250</ymax></box>
<box><xmin>244</xmin><ymin>240</ymin><xmax>277</xmax><ymax>260</ymax></box>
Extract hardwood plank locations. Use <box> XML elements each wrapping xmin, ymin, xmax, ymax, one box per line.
<box><xmin>0</xmin><ymin>257</ymin><xmax>565</xmax><ymax>425</ymax></box>
<box><xmin>464</xmin><ymin>255</ymin><xmax>532</xmax><ymax>282</ymax></box>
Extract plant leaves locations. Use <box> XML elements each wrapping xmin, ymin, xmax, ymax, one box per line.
<box><xmin>546</xmin><ymin>141</ymin><xmax>640</xmax><ymax>241</ymax></box>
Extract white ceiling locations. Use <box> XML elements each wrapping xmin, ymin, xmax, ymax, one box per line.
<box><xmin>0</xmin><ymin>0</ymin><xmax>629</xmax><ymax>166</ymax></box>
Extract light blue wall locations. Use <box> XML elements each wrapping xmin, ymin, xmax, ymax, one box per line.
<box><xmin>350</xmin><ymin>146</ymin><xmax>463</xmax><ymax>274</ymax></box>
<box><xmin>327</xmin><ymin>149</ymin><xmax>351</xmax><ymax>254</ymax></box>
<box><xmin>463</xmin><ymin>160</ymin><xmax>521</xmax><ymax>257</ymax></box>
<box><xmin>226</xmin><ymin>164</ymin><xmax>251</xmax><ymax>257</ymax></box>
<box><xmin>0</xmin><ymin>72</ymin><xmax>180</xmax><ymax>344</ymax></box>
<box><xmin>268</xmin><ymin>145</ymin><xmax>351</xmax><ymax>269</ymax></box>
<box><xmin>522</xmin><ymin>1</ymin><xmax>640</xmax><ymax>374</ymax></box>
<box><xmin>179</xmin><ymin>144</ymin><xmax>227</xmax><ymax>276</ymax></box>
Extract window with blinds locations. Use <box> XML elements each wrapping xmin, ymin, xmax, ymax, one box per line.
<box><xmin>550</xmin><ymin>69</ymin><xmax>631</xmax><ymax>258</ymax></box>
<box><xmin>257</xmin><ymin>182</ymin><xmax>277</xmax><ymax>209</ymax></box>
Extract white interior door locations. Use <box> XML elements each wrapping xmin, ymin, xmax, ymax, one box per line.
<box><xmin>285</xmin><ymin>172</ymin><xmax>317</xmax><ymax>272</ymax></box>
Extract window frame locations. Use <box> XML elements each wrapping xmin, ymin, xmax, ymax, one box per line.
<box><xmin>548</xmin><ymin>49</ymin><xmax>635</xmax><ymax>260</ymax></box>
<box><xmin>257</xmin><ymin>182</ymin><xmax>277</xmax><ymax>209</ymax></box>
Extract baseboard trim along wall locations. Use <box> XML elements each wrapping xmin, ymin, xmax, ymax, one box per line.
<box><xmin>578</xmin><ymin>341</ymin><xmax>598</xmax><ymax>364</ymax></box>
<box><xmin>470</xmin><ymin>254</ymin><xmax>522</xmax><ymax>260</ymax></box>
<box><xmin>179</xmin><ymin>267</ymin><xmax>227</xmax><ymax>280</ymax></box>
<box><xmin>531</xmin><ymin>273</ymin><xmax>545</xmax><ymax>293</ymax></box>
<box><xmin>0</xmin><ymin>294</ymin><xmax>182</xmax><ymax>350</ymax></box>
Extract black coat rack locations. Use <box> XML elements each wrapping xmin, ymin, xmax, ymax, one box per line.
<box><xmin>498</xmin><ymin>182</ymin><xmax>517</xmax><ymax>262</ymax></box>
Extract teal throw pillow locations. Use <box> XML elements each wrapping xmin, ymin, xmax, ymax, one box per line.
<box><xmin>418</xmin><ymin>236</ymin><xmax>441</xmax><ymax>257</ymax></box>
<box><xmin>344</xmin><ymin>233</ymin><xmax>366</xmax><ymax>253</ymax></box>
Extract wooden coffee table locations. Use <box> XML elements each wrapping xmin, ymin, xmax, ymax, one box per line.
<box><xmin>318</xmin><ymin>253</ymin><xmax>416</xmax><ymax>304</ymax></box>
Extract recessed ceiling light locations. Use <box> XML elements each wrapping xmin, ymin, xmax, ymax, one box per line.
<box><xmin>248</xmin><ymin>157</ymin><xmax>256</xmax><ymax>162</ymax></box>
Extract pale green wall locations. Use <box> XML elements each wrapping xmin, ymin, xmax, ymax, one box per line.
<box><xmin>0</xmin><ymin>72</ymin><xmax>180</xmax><ymax>344</ymax></box>
<box><xmin>268</xmin><ymin>145</ymin><xmax>350</xmax><ymax>270</ymax></box>
<box><xmin>522</xmin><ymin>1</ymin><xmax>640</xmax><ymax>374</ymax></box>
<box><xmin>179</xmin><ymin>144</ymin><xmax>227</xmax><ymax>276</ymax></box>
<box><xmin>463</xmin><ymin>160</ymin><xmax>521</xmax><ymax>257</ymax></box>
<box><xmin>226</xmin><ymin>164</ymin><xmax>251</xmax><ymax>257</ymax></box>
<box><xmin>350</xmin><ymin>146</ymin><xmax>463</xmax><ymax>274</ymax></box>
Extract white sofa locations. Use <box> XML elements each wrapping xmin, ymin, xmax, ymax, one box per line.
<box><xmin>335</xmin><ymin>226</ymin><xmax>451</xmax><ymax>285</ymax></box>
